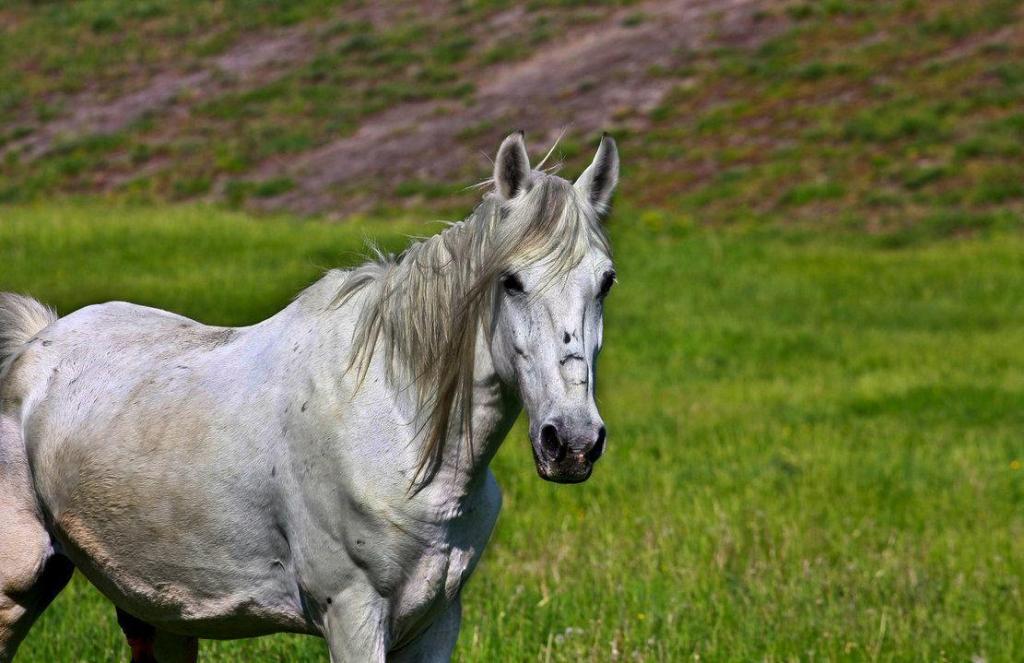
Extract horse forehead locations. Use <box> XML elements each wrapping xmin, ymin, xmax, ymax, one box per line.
<box><xmin>531</xmin><ymin>264</ymin><xmax>607</xmax><ymax>322</ymax></box>
<box><xmin>579</xmin><ymin>242</ymin><xmax>613</xmax><ymax>270</ymax></box>
<box><xmin>555</xmin><ymin>253</ymin><xmax>613</xmax><ymax>288</ymax></box>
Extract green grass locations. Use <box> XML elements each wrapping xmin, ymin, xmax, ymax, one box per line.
<box><xmin>3</xmin><ymin>202</ymin><xmax>1024</xmax><ymax>660</ymax></box>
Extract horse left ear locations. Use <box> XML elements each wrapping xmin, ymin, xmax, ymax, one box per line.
<box><xmin>494</xmin><ymin>131</ymin><xmax>531</xmax><ymax>200</ymax></box>
<box><xmin>575</xmin><ymin>134</ymin><xmax>619</xmax><ymax>216</ymax></box>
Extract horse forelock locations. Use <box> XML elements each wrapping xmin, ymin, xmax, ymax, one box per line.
<box><xmin>332</xmin><ymin>173</ymin><xmax>609</xmax><ymax>487</ymax></box>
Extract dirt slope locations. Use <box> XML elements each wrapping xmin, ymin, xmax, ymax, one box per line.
<box><xmin>3</xmin><ymin>0</ymin><xmax>1021</xmax><ymax>234</ymax></box>
<box><xmin>250</xmin><ymin>0</ymin><xmax>785</xmax><ymax>214</ymax></box>
<box><xmin>0</xmin><ymin>0</ymin><xmax>784</xmax><ymax>215</ymax></box>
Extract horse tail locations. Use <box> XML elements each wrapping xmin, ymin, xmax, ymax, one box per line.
<box><xmin>0</xmin><ymin>293</ymin><xmax>58</xmax><ymax>375</ymax></box>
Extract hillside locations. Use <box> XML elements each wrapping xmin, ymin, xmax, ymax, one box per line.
<box><xmin>1</xmin><ymin>0</ymin><xmax>1023</xmax><ymax>235</ymax></box>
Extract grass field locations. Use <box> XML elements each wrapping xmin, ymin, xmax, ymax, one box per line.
<box><xmin>2</xmin><ymin>202</ymin><xmax>1023</xmax><ymax>660</ymax></box>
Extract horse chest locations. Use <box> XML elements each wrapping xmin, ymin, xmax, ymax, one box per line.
<box><xmin>384</xmin><ymin>477</ymin><xmax>502</xmax><ymax>639</ymax></box>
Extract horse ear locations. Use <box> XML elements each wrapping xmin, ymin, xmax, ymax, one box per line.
<box><xmin>494</xmin><ymin>131</ymin><xmax>531</xmax><ymax>200</ymax></box>
<box><xmin>575</xmin><ymin>134</ymin><xmax>619</xmax><ymax>216</ymax></box>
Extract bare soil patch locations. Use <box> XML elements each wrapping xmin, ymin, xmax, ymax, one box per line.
<box><xmin>3</xmin><ymin>0</ymin><xmax>785</xmax><ymax>215</ymax></box>
<box><xmin>248</xmin><ymin>0</ymin><xmax>786</xmax><ymax>215</ymax></box>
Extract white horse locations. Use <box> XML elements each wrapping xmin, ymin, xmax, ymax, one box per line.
<box><xmin>0</xmin><ymin>132</ymin><xmax>618</xmax><ymax>662</ymax></box>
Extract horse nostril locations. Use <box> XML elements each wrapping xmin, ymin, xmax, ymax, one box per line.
<box><xmin>540</xmin><ymin>424</ymin><xmax>566</xmax><ymax>461</ymax></box>
<box><xmin>587</xmin><ymin>426</ymin><xmax>606</xmax><ymax>462</ymax></box>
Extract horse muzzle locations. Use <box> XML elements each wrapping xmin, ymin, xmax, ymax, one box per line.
<box><xmin>530</xmin><ymin>419</ymin><xmax>606</xmax><ymax>483</ymax></box>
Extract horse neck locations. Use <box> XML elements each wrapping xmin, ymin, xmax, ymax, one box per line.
<box><xmin>306</xmin><ymin>245</ymin><xmax>519</xmax><ymax>505</ymax></box>
<box><xmin>425</xmin><ymin>329</ymin><xmax>521</xmax><ymax>497</ymax></box>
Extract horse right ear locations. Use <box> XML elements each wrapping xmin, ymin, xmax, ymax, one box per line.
<box><xmin>574</xmin><ymin>134</ymin><xmax>619</xmax><ymax>216</ymax></box>
<box><xmin>494</xmin><ymin>131</ymin><xmax>531</xmax><ymax>200</ymax></box>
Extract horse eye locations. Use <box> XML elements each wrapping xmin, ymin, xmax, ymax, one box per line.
<box><xmin>598</xmin><ymin>271</ymin><xmax>616</xmax><ymax>298</ymax></box>
<box><xmin>502</xmin><ymin>273</ymin><xmax>524</xmax><ymax>294</ymax></box>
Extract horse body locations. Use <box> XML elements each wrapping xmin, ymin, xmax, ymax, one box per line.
<box><xmin>21</xmin><ymin>297</ymin><xmax>327</xmax><ymax>638</ymax></box>
<box><xmin>9</xmin><ymin>277</ymin><xmax>508</xmax><ymax>646</ymax></box>
<box><xmin>0</xmin><ymin>132</ymin><xmax>618</xmax><ymax>661</ymax></box>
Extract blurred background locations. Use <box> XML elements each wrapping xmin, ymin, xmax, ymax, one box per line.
<box><xmin>2</xmin><ymin>0</ymin><xmax>1024</xmax><ymax>660</ymax></box>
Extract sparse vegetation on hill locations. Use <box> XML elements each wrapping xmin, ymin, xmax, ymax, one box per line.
<box><xmin>0</xmin><ymin>0</ymin><xmax>644</xmax><ymax>211</ymax></box>
<box><xmin>637</xmin><ymin>0</ymin><xmax>1024</xmax><ymax>238</ymax></box>
<box><xmin>3</xmin><ymin>0</ymin><xmax>1020</xmax><ymax>236</ymax></box>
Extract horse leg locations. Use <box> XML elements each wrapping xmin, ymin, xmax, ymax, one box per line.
<box><xmin>1</xmin><ymin>417</ymin><xmax>75</xmax><ymax>662</ymax></box>
<box><xmin>323</xmin><ymin>588</ymin><xmax>388</xmax><ymax>663</ymax></box>
<box><xmin>116</xmin><ymin>608</ymin><xmax>198</xmax><ymax>663</ymax></box>
<box><xmin>388</xmin><ymin>596</ymin><xmax>461</xmax><ymax>663</ymax></box>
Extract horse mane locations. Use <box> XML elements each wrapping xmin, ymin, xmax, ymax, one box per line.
<box><xmin>332</xmin><ymin>172</ymin><xmax>609</xmax><ymax>487</ymax></box>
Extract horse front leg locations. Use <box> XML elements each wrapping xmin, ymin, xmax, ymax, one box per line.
<box><xmin>388</xmin><ymin>596</ymin><xmax>461</xmax><ymax>663</ymax></box>
<box><xmin>322</xmin><ymin>588</ymin><xmax>388</xmax><ymax>663</ymax></box>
